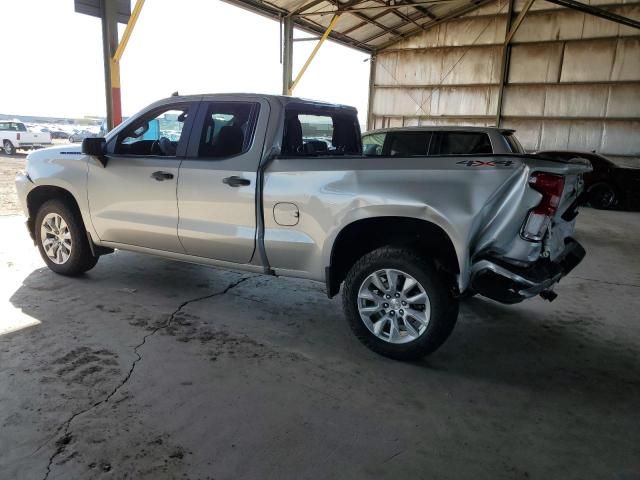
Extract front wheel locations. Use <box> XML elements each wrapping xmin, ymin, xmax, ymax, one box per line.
<box><xmin>3</xmin><ymin>140</ymin><xmax>15</xmax><ymax>155</ymax></box>
<box><xmin>342</xmin><ymin>246</ymin><xmax>459</xmax><ymax>360</ymax></box>
<box><xmin>35</xmin><ymin>200</ymin><xmax>98</xmax><ymax>276</ymax></box>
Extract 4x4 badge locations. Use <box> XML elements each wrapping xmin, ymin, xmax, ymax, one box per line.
<box><xmin>456</xmin><ymin>160</ymin><xmax>514</xmax><ymax>167</ymax></box>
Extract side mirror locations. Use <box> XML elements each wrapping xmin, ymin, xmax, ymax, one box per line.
<box><xmin>82</xmin><ymin>137</ymin><xmax>107</xmax><ymax>166</ymax></box>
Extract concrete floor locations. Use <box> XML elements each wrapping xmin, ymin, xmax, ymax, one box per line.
<box><xmin>1</xmin><ymin>204</ymin><xmax>639</xmax><ymax>479</ymax></box>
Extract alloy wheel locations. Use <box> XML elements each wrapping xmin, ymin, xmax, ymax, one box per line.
<box><xmin>357</xmin><ymin>269</ymin><xmax>431</xmax><ymax>344</ymax></box>
<box><xmin>40</xmin><ymin>213</ymin><xmax>72</xmax><ymax>264</ymax></box>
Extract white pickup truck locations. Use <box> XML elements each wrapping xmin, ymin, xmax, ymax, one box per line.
<box><xmin>1</xmin><ymin>121</ymin><xmax>52</xmax><ymax>155</ymax></box>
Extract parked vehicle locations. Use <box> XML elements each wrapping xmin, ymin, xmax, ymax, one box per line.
<box><xmin>362</xmin><ymin>126</ymin><xmax>526</xmax><ymax>156</ymax></box>
<box><xmin>15</xmin><ymin>94</ymin><xmax>591</xmax><ymax>360</ymax></box>
<box><xmin>50</xmin><ymin>130</ymin><xmax>70</xmax><ymax>140</ymax></box>
<box><xmin>0</xmin><ymin>121</ymin><xmax>52</xmax><ymax>155</ymax></box>
<box><xmin>535</xmin><ymin>150</ymin><xmax>640</xmax><ymax>210</ymax></box>
<box><xmin>69</xmin><ymin>130</ymin><xmax>96</xmax><ymax>143</ymax></box>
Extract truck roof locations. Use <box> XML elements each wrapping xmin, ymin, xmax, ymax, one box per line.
<box><xmin>363</xmin><ymin>126</ymin><xmax>516</xmax><ymax>135</ymax></box>
<box><xmin>157</xmin><ymin>93</ymin><xmax>358</xmax><ymax>114</ymax></box>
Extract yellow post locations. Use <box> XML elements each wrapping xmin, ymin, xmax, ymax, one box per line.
<box><xmin>288</xmin><ymin>14</ymin><xmax>341</xmax><ymax>95</ymax></box>
<box><xmin>109</xmin><ymin>0</ymin><xmax>145</xmax><ymax>126</ymax></box>
<box><xmin>114</xmin><ymin>0</ymin><xmax>146</xmax><ymax>62</ymax></box>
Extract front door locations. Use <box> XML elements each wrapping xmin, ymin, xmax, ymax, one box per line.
<box><xmin>177</xmin><ymin>98</ymin><xmax>268</xmax><ymax>263</ymax></box>
<box><xmin>88</xmin><ymin>102</ymin><xmax>196</xmax><ymax>253</ymax></box>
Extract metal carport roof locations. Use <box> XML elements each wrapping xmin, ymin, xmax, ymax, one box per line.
<box><xmin>222</xmin><ymin>0</ymin><xmax>502</xmax><ymax>52</ymax></box>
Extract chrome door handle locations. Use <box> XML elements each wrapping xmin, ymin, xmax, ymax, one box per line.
<box><xmin>223</xmin><ymin>176</ymin><xmax>250</xmax><ymax>187</ymax></box>
<box><xmin>151</xmin><ymin>171</ymin><xmax>174</xmax><ymax>181</ymax></box>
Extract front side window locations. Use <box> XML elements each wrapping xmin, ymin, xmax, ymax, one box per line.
<box><xmin>282</xmin><ymin>110</ymin><xmax>360</xmax><ymax>156</ymax></box>
<box><xmin>431</xmin><ymin>132</ymin><xmax>492</xmax><ymax>155</ymax></box>
<box><xmin>198</xmin><ymin>102</ymin><xmax>258</xmax><ymax>158</ymax></box>
<box><xmin>114</xmin><ymin>106</ymin><xmax>189</xmax><ymax>156</ymax></box>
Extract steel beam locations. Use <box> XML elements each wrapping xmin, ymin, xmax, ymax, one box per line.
<box><xmin>505</xmin><ymin>0</ymin><xmax>535</xmax><ymax>45</ymax></box>
<box><xmin>496</xmin><ymin>0</ymin><xmax>520</xmax><ymax>127</ymax></box>
<box><xmin>372</xmin><ymin>0</ymin><xmax>495</xmax><ymax>49</ymax></box>
<box><xmin>282</xmin><ymin>15</ymin><xmax>294</xmax><ymax>95</ymax></box>
<box><xmin>545</xmin><ymin>0</ymin><xmax>640</xmax><ymax>30</ymax></box>
<box><xmin>289</xmin><ymin>14</ymin><xmax>341</xmax><ymax>95</ymax></box>
<box><xmin>101</xmin><ymin>0</ymin><xmax>119</xmax><ymax>130</ymax></box>
<box><xmin>367</xmin><ymin>54</ymin><xmax>376</xmax><ymax>130</ymax></box>
<box><xmin>113</xmin><ymin>0</ymin><xmax>145</xmax><ymax>62</ymax></box>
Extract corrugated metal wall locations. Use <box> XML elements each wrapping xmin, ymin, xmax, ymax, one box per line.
<box><xmin>369</xmin><ymin>0</ymin><xmax>640</xmax><ymax>161</ymax></box>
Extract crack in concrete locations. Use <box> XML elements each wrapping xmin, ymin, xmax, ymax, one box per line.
<box><xmin>573</xmin><ymin>276</ymin><xmax>640</xmax><ymax>288</ymax></box>
<box><xmin>40</xmin><ymin>275</ymin><xmax>254</xmax><ymax>480</ymax></box>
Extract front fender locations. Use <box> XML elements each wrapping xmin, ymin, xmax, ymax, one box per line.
<box><xmin>22</xmin><ymin>148</ymin><xmax>96</xmax><ymax>240</ymax></box>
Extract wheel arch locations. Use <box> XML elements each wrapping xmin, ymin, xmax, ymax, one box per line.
<box><xmin>326</xmin><ymin>216</ymin><xmax>460</xmax><ymax>298</ymax></box>
<box><xmin>26</xmin><ymin>186</ymin><xmax>84</xmax><ymax>241</ymax></box>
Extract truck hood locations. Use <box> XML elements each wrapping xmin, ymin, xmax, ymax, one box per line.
<box><xmin>26</xmin><ymin>144</ymin><xmax>83</xmax><ymax>162</ymax></box>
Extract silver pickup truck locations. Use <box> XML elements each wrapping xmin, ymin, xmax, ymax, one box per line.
<box><xmin>15</xmin><ymin>94</ymin><xmax>591</xmax><ymax>360</ymax></box>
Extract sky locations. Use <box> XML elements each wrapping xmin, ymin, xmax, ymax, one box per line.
<box><xmin>0</xmin><ymin>0</ymin><xmax>371</xmax><ymax>123</ymax></box>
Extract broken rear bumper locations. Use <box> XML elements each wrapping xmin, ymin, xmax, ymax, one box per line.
<box><xmin>470</xmin><ymin>238</ymin><xmax>585</xmax><ymax>304</ymax></box>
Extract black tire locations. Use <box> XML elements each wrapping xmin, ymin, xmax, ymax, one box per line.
<box><xmin>34</xmin><ymin>199</ymin><xmax>98</xmax><ymax>276</ymax></box>
<box><xmin>342</xmin><ymin>246</ymin><xmax>459</xmax><ymax>361</ymax></box>
<box><xmin>587</xmin><ymin>182</ymin><xmax>617</xmax><ymax>209</ymax></box>
<box><xmin>3</xmin><ymin>140</ymin><xmax>15</xmax><ymax>155</ymax></box>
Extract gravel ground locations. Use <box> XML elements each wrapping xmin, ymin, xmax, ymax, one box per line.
<box><xmin>0</xmin><ymin>154</ymin><xmax>639</xmax><ymax>480</ymax></box>
<box><xmin>0</xmin><ymin>153</ymin><xmax>26</xmax><ymax>215</ymax></box>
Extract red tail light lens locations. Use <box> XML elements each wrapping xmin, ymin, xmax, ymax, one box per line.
<box><xmin>529</xmin><ymin>173</ymin><xmax>565</xmax><ymax>216</ymax></box>
<box><xmin>522</xmin><ymin>173</ymin><xmax>565</xmax><ymax>241</ymax></box>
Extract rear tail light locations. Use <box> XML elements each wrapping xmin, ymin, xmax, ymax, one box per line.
<box><xmin>521</xmin><ymin>172</ymin><xmax>565</xmax><ymax>241</ymax></box>
<box><xmin>17</xmin><ymin>133</ymin><xmax>21</xmax><ymax>141</ymax></box>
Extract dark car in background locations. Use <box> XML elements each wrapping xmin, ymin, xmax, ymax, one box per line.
<box><xmin>50</xmin><ymin>130</ymin><xmax>70</xmax><ymax>140</ymax></box>
<box><xmin>536</xmin><ymin>151</ymin><xmax>640</xmax><ymax>210</ymax></box>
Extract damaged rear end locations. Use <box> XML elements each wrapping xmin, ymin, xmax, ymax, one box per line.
<box><xmin>470</xmin><ymin>155</ymin><xmax>592</xmax><ymax>304</ymax></box>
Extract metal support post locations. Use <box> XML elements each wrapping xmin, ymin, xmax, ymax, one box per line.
<box><xmin>367</xmin><ymin>54</ymin><xmax>376</xmax><ymax>131</ymax></box>
<box><xmin>101</xmin><ymin>0</ymin><xmax>119</xmax><ymax>130</ymax></box>
<box><xmin>496</xmin><ymin>0</ymin><xmax>534</xmax><ymax>127</ymax></box>
<box><xmin>282</xmin><ymin>15</ymin><xmax>294</xmax><ymax>95</ymax></box>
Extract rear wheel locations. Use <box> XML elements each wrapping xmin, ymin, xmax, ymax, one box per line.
<box><xmin>587</xmin><ymin>182</ymin><xmax>617</xmax><ymax>209</ymax></box>
<box><xmin>342</xmin><ymin>246</ymin><xmax>458</xmax><ymax>360</ymax></box>
<box><xmin>3</xmin><ymin>140</ymin><xmax>15</xmax><ymax>155</ymax></box>
<box><xmin>35</xmin><ymin>200</ymin><xmax>98</xmax><ymax>276</ymax></box>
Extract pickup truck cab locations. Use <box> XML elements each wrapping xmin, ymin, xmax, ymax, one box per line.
<box><xmin>1</xmin><ymin>121</ymin><xmax>52</xmax><ymax>155</ymax></box>
<box><xmin>15</xmin><ymin>94</ymin><xmax>590</xmax><ymax>360</ymax></box>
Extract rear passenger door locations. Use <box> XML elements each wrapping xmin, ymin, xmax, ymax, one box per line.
<box><xmin>177</xmin><ymin>98</ymin><xmax>269</xmax><ymax>263</ymax></box>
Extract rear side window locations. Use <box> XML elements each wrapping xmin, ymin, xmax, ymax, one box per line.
<box><xmin>0</xmin><ymin>122</ymin><xmax>27</xmax><ymax>132</ymax></box>
<box><xmin>198</xmin><ymin>102</ymin><xmax>259</xmax><ymax>158</ymax></box>
<box><xmin>431</xmin><ymin>132</ymin><xmax>492</xmax><ymax>155</ymax></box>
<box><xmin>282</xmin><ymin>109</ymin><xmax>360</xmax><ymax>156</ymax></box>
<box><xmin>383</xmin><ymin>131</ymin><xmax>429</xmax><ymax>156</ymax></box>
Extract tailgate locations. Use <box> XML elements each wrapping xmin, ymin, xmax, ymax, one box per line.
<box><xmin>528</xmin><ymin>155</ymin><xmax>592</xmax><ymax>262</ymax></box>
<box><xmin>23</xmin><ymin>132</ymin><xmax>51</xmax><ymax>144</ymax></box>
